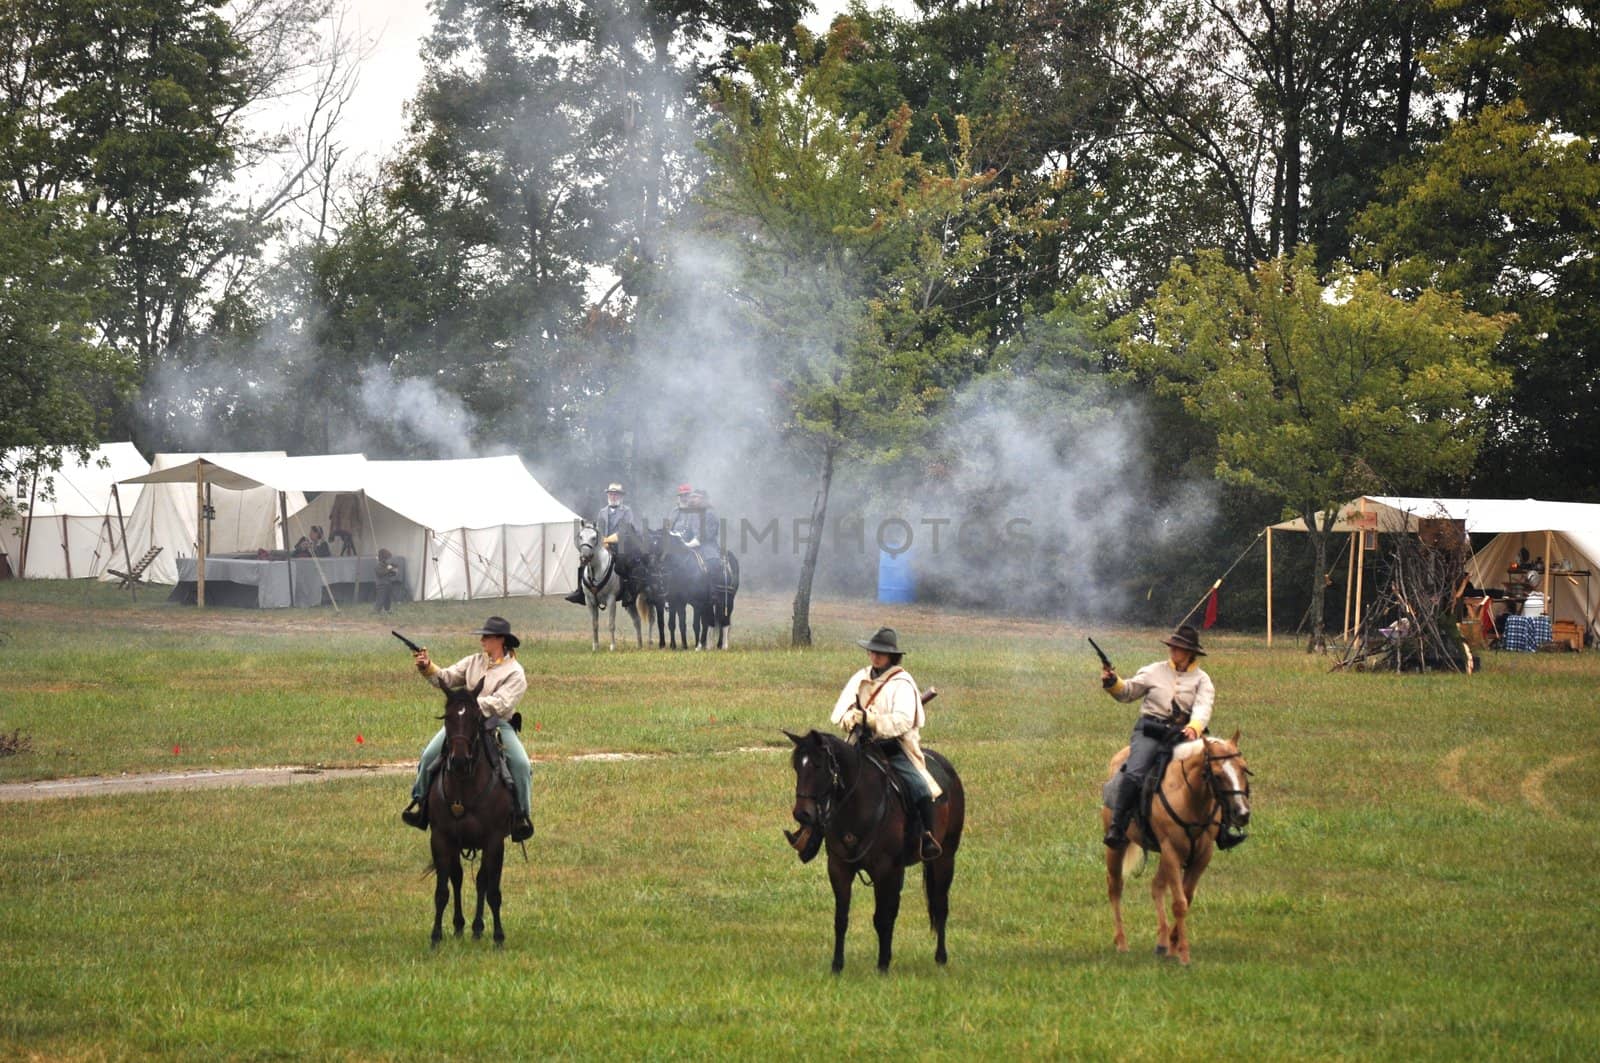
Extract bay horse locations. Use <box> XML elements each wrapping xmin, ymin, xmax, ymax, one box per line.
<box><xmin>576</xmin><ymin>522</ymin><xmax>640</xmax><ymax>651</ymax></box>
<box><xmin>657</xmin><ymin>530</ymin><xmax>740</xmax><ymax>649</ymax></box>
<box><xmin>1101</xmin><ymin>731</ymin><xmax>1251</xmax><ymax>964</ymax></box>
<box><xmin>784</xmin><ymin>729</ymin><xmax>965</xmax><ymax>973</ymax></box>
<box><xmin>426</xmin><ymin>679</ymin><xmax>514</xmax><ymax>948</ymax></box>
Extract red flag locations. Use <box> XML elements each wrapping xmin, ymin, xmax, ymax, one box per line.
<box><xmin>1202</xmin><ymin>587</ymin><xmax>1219</xmax><ymax>629</ymax></box>
<box><xmin>355</xmin><ymin>734</ymin><xmax>364</xmax><ymax>744</ymax></box>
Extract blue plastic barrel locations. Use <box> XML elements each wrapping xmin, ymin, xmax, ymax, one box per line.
<box><xmin>877</xmin><ymin>548</ymin><xmax>915</xmax><ymax>604</ymax></box>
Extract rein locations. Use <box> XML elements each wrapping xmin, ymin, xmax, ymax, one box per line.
<box><xmin>1157</xmin><ymin>742</ymin><xmax>1250</xmax><ymax>858</ymax></box>
<box><xmin>581</xmin><ymin>546</ymin><xmax>615</xmax><ymax>595</ymax></box>
<box><xmin>439</xmin><ymin>715</ymin><xmax>498</xmax><ymax>819</ymax></box>
<box><xmin>799</xmin><ymin>739</ymin><xmax>891</xmax><ymax>867</ymax></box>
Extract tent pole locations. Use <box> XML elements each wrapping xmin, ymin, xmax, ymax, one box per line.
<box><xmin>60</xmin><ymin>515</ymin><xmax>72</xmax><ymax>578</ymax></box>
<box><xmin>419</xmin><ymin>531</ymin><xmax>428</xmax><ymax>603</ymax></box>
<box><xmin>1344</xmin><ymin>530</ymin><xmax>1357</xmax><ymax>639</ymax></box>
<box><xmin>18</xmin><ymin>466</ymin><xmax>38</xmax><ymax>578</ymax></box>
<box><xmin>112</xmin><ymin>483</ymin><xmax>136</xmax><ymax>601</ymax></box>
<box><xmin>1265</xmin><ymin>527</ymin><xmax>1273</xmax><ymax>646</ymax></box>
<box><xmin>461</xmin><ymin>528</ymin><xmax>473</xmax><ymax>600</ymax></box>
<box><xmin>1545</xmin><ymin>528</ymin><xmax>1554</xmax><ymax>621</ymax></box>
<box><xmin>279</xmin><ymin>491</ymin><xmax>293</xmax><ymax>606</ymax></box>
<box><xmin>1354</xmin><ymin>529</ymin><xmax>1366</xmax><ymax>643</ymax></box>
<box><xmin>195</xmin><ymin>462</ymin><xmax>206</xmax><ymax>608</ymax></box>
<box><xmin>501</xmin><ymin>528</ymin><xmax>508</xmax><ymax>598</ymax></box>
<box><xmin>539</xmin><ymin>524</ymin><xmax>547</xmax><ymax>596</ymax></box>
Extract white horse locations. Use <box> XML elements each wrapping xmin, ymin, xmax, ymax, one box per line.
<box><xmin>576</xmin><ymin>523</ymin><xmax>640</xmax><ymax>651</ymax></box>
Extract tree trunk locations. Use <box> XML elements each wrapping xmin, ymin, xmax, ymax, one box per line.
<box><xmin>1304</xmin><ymin>504</ymin><xmax>1331</xmax><ymax>652</ymax></box>
<box><xmin>791</xmin><ymin>444</ymin><xmax>836</xmax><ymax>648</ymax></box>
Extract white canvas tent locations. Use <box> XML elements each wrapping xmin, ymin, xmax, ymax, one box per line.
<box><xmin>290</xmin><ymin>455</ymin><xmax>581</xmax><ymax>601</ymax></box>
<box><xmin>1266</xmin><ymin>496</ymin><xmax>1600</xmax><ymax>644</ymax></box>
<box><xmin>96</xmin><ymin>452</ymin><xmax>306</xmax><ymax>588</ymax></box>
<box><xmin>1</xmin><ymin>443</ymin><xmax>150</xmax><ymax>579</ymax></box>
<box><xmin>113</xmin><ymin>452</ymin><xmax>579</xmax><ymax>606</ymax></box>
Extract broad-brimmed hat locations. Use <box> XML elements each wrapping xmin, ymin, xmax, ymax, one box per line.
<box><xmin>607</xmin><ymin>482</ymin><xmax>624</xmax><ymax>493</ymax></box>
<box><xmin>856</xmin><ymin>627</ymin><xmax>905</xmax><ymax>655</ymax></box>
<box><xmin>1162</xmin><ymin>623</ymin><xmax>1206</xmax><ymax>656</ymax></box>
<box><xmin>473</xmin><ymin>616</ymin><xmax>521</xmax><ymax>650</ymax></box>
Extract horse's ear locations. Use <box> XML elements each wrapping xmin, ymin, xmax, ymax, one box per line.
<box><xmin>782</xmin><ymin>730</ymin><xmax>803</xmax><ymax>746</ymax></box>
<box><xmin>1229</xmin><ymin>727</ymin><xmax>1241</xmax><ymax>745</ymax></box>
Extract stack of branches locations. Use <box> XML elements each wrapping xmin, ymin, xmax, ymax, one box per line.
<box><xmin>1335</xmin><ymin>517</ymin><xmax>1471</xmax><ymax>674</ymax></box>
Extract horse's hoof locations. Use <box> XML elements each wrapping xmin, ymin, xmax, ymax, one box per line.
<box><xmin>935</xmin><ymin>951</ymin><xmax>948</xmax><ymax>966</ymax></box>
<box><xmin>430</xmin><ymin>938</ymin><xmax>441</xmax><ymax>950</ymax></box>
<box><xmin>830</xmin><ymin>962</ymin><xmax>844</xmax><ymax>975</ymax></box>
<box><xmin>494</xmin><ymin>939</ymin><xmax>505</xmax><ymax>950</ymax></box>
<box><xmin>1154</xmin><ymin>945</ymin><xmax>1167</xmax><ymax>956</ymax></box>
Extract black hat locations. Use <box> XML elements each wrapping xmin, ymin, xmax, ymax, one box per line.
<box><xmin>473</xmin><ymin>616</ymin><xmax>521</xmax><ymax>650</ymax></box>
<box><xmin>856</xmin><ymin>627</ymin><xmax>904</xmax><ymax>654</ymax></box>
<box><xmin>1162</xmin><ymin>624</ymin><xmax>1206</xmax><ymax>656</ymax></box>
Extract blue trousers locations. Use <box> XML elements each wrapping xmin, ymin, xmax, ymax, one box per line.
<box><xmin>412</xmin><ymin>719</ymin><xmax>531</xmax><ymax>817</ymax></box>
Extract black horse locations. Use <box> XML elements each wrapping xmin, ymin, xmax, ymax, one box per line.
<box><xmin>785</xmin><ymin>729</ymin><xmax>965</xmax><ymax>973</ymax></box>
<box><xmin>656</xmin><ymin>530</ymin><xmax>740</xmax><ymax>650</ymax></box>
<box><xmin>425</xmin><ymin>680</ymin><xmax>513</xmax><ymax>948</ymax></box>
<box><xmin>613</xmin><ymin>524</ymin><xmax>663</xmax><ymax>647</ymax></box>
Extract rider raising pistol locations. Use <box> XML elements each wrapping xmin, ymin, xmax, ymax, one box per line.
<box><xmin>402</xmin><ymin>616</ymin><xmax>535</xmax><ymax>843</ymax></box>
<box><xmin>1099</xmin><ymin>624</ymin><xmax>1214</xmax><ymax>850</ymax></box>
<box><xmin>830</xmin><ymin>627</ymin><xmax>944</xmax><ymax>862</ymax></box>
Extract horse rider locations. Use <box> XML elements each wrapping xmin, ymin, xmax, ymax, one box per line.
<box><xmin>596</xmin><ymin>482</ymin><xmax>636</xmax><ymax>540</ymax></box>
<box><xmin>668</xmin><ymin>485</ymin><xmax>720</xmax><ymax>561</ymax></box>
<box><xmin>1098</xmin><ymin>623</ymin><xmax>1214</xmax><ymax>850</ymax></box>
<box><xmin>830</xmin><ymin>627</ymin><xmax>943</xmax><ymax>861</ymax></box>
<box><xmin>401</xmin><ymin>616</ymin><xmax>535</xmax><ymax>843</ymax></box>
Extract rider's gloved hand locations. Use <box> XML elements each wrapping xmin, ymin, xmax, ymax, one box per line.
<box><xmin>684</xmin><ymin>538</ymin><xmax>700</xmax><ymax>549</ymax></box>
<box><xmin>1101</xmin><ymin>668</ymin><xmax>1117</xmax><ymax>689</ymax></box>
<box><xmin>841</xmin><ymin>708</ymin><xmax>865</xmax><ymax>732</ymax></box>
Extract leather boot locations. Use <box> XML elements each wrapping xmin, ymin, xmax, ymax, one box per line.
<box><xmin>564</xmin><ymin>589</ymin><xmax>585</xmax><ymax>604</ymax></box>
<box><xmin>916</xmin><ymin>796</ymin><xmax>942</xmax><ymax>861</ymax></box>
<box><xmin>1103</xmin><ymin>774</ymin><xmax>1137</xmax><ymax>850</ymax></box>
<box><xmin>401</xmin><ymin>798</ymin><xmax>429</xmax><ymax>831</ymax></box>
<box><xmin>511</xmin><ymin>813</ymin><xmax>534</xmax><ymax>843</ymax></box>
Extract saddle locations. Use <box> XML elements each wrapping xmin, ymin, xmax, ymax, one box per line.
<box><xmin>865</xmin><ymin>740</ymin><xmax>948</xmax><ymax>859</ymax></box>
<box><xmin>426</xmin><ymin>718</ymin><xmax>517</xmax><ymax>813</ymax></box>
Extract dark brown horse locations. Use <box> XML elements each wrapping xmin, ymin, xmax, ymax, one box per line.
<box><xmin>1101</xmin><ymin>731</ymin><xmax>1251</xmax><ymax>964</ymax></box>
<box><xmin>785</xmin><ymin>729</ymin><xmax>965</xmax><ymax>973</ymax></box>
<box><xmin>426</xmin><ymin>680</ymin><xmax>513</xmax><ymax>947</ymax></box>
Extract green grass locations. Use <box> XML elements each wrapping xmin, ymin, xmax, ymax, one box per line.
<box><xmin>2</xmin><ymin>580</ymin><xmax>1598</xmax><ymax>1059</ymax></box>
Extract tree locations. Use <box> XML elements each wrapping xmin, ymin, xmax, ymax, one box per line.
<box><xmin>1127</xmin><ymin>248</ymin><xmax>1510</xmax><ymax>646</ymax></box>
<box><xmin>701</xmin><ymin>30</ymin><xmax>1013</xmax><ymax>645</ymax></box>
<box><xmin>0</xmin><ymin>197</ymin><xmax>134</xmax><ymax>505</ymax></box>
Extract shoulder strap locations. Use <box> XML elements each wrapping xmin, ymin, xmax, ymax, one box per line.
<box><xmin>860</xmin><ymin>667</ymin><xmax>905</xmax><ymax>713</ymax></box>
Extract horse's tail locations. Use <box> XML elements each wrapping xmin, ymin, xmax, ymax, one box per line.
<box><xmin>1120</xmin><ymin>844</ymin><xmax>1146</xmax><ymax>879</ymax></box>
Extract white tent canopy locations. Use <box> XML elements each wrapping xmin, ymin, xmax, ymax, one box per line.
<box><xmin>1266</xmin><ymin>496</ymin><xmax>1600</xmax><ymax>643</ymax></box>
<box><xmin>111</xmin><ymin>452</ymin><xmax>579</xmax><ymax>604</ymax></box>
<box><xmin>1</xmin><ymin>443</ymin><xmax>149</xmax><ymax>579</ymax></box>
<box><xmin>96</xmin><ymin>452</ymin><xmax>304</xmax><ymax>588</ymax></box>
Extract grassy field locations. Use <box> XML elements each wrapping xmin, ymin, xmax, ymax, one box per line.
<box><xmin>2</xmin><ymin>580</ymin><xmax>1598</xmax><ymax>1059</ymax></box>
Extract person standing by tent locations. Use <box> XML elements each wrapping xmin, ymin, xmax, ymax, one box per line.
<box><xmin>1098</xmin><ymin>624</ymin><xmax>1215</xmax><ymax>850</ymax></box>
<box><xmin>402</xmin><ymin>617</ymin><xmax>535</xmax><ymax>842</ymax></box>
<box><xmin>831</xmin><ymin>627</ymin><xmax>944</xmax><ymax>861</ymax></box>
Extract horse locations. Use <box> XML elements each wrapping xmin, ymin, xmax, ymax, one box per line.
<box><xmin>425</xmin><ymin>679</ymin><xmax>514</xmax><ymax>948</ymax></box>
<box><xmin>784</xmin><ymin>729</ymin><xmax>965</xmax><ymax>973</ymax></box>
<box><xmin>612</xmin><ymin>523</ymin><xmax>659</xmax><ymax>647</ymax></box>
<box><xmin>576</xmin><ymin>522</ymin><xmax>640</xmax><ymax>651</ymax></box>
<box><xmin>657</xmin><ymin>530</ymin><xmax>739</xmax><ymax>650</ymax></box>
<box><xmin>1101</xmin><ymin>731</ymin><xmax>1252</xmax><ymax>964</ymax></box>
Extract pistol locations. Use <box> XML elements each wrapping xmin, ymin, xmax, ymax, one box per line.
<box><xmin>1087</xmin><ymin>636</ymin><xmax>1114</xmax><ymax>672</ymax></box>
<box><xmin>391</xmin><ymin>630</ymin><xmax>424</xmax><ymax>655</ymax></box>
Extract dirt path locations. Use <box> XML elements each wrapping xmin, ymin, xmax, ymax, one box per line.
<box><xmin>0</xmin><ymin>747</ymin><xmax>780</xmax><ymax>802</ymax></box>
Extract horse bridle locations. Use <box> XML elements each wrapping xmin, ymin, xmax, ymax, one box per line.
<box><xmin>441</xmin><ymin>706</ymin><xmax>495</xmax><ymax>817</ymax></box>
<box><xmin>1198</xmin><ymin>742</ymin><xmax>1252</xmax><ymax>829</ymax></box>
<box><xmin>794</xmin><ymin>739</ymin><xmax>889</xmax><ymax>865</ymax></box>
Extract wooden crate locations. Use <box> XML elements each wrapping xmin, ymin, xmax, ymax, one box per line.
<box><xmin>1552</xmin><ymin>619</ymin><xmax>1583</xmax><ymax>651</ymax></box>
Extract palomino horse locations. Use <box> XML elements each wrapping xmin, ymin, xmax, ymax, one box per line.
<box><xmin>425</xmin><ymin>679</ymin><xmax>514</xmax><ymax>948</ymax></box>
<box><xmin>1102</xmin><ymin>731</ymin><xmax>1251</xmax><ymax>964</ymax></box>
<box><xmin>576</xmin><ymin>522</ymin><xmax>640</xmax><ymax>651</ymax></box>
<box><xmin>785</xmin><ymin>729</ymin><xmax>965</xmax><ymax>973</ymax></box>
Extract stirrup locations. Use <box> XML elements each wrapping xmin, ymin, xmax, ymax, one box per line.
<box><xmin>401</xmin><ymin>801</ymin><xmax>429</xmax><ymax>830</ymax></box>
<box><xmin>919</xmin><ymin>832</ymin><xmax>942</xmax><ymax>861</ymax></box>
<box><xmin>511</xmin><ymin>815</ymin><xmax>534</xmax><ymax>843</ymax></box>
<box><xmin>1103</xmin><ymin>827</ymin><xmax>1130</xmax><ymax>850</ymax></box>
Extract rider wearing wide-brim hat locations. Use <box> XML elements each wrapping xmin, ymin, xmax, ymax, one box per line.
<box><xmin>1098</xmin><ymin>623</ymin><xmax>1215</xmax><ymax>851</ymax></box>
<box><xmin>830</xmin><ymin>627</ymin><xmax>944</xmax><ymax>861</ymax></box>
<box><xmin>402</xmin><ymin>616</ymin><xmax>535</xmax><ymax>842</ymax></box>
<box><xmin>596</xmin><ymin>482</ymin><xmax>636</xmax><ymax>541</ymax></box>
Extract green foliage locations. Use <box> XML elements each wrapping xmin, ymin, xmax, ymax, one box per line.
<box><xmin>1354</xmin><ymin>100</ymin><xmax>1600</xmax><ymax>498</ymax></box>
<box><xmin>1129</xmin><ymin>247</ymin><xmax>1509</xmax><ymax>637</ymax></box>
<box><xmin>0</xmin><ymin>197</ymin><xmax>133</xmax><ymax>491</ymax></box>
